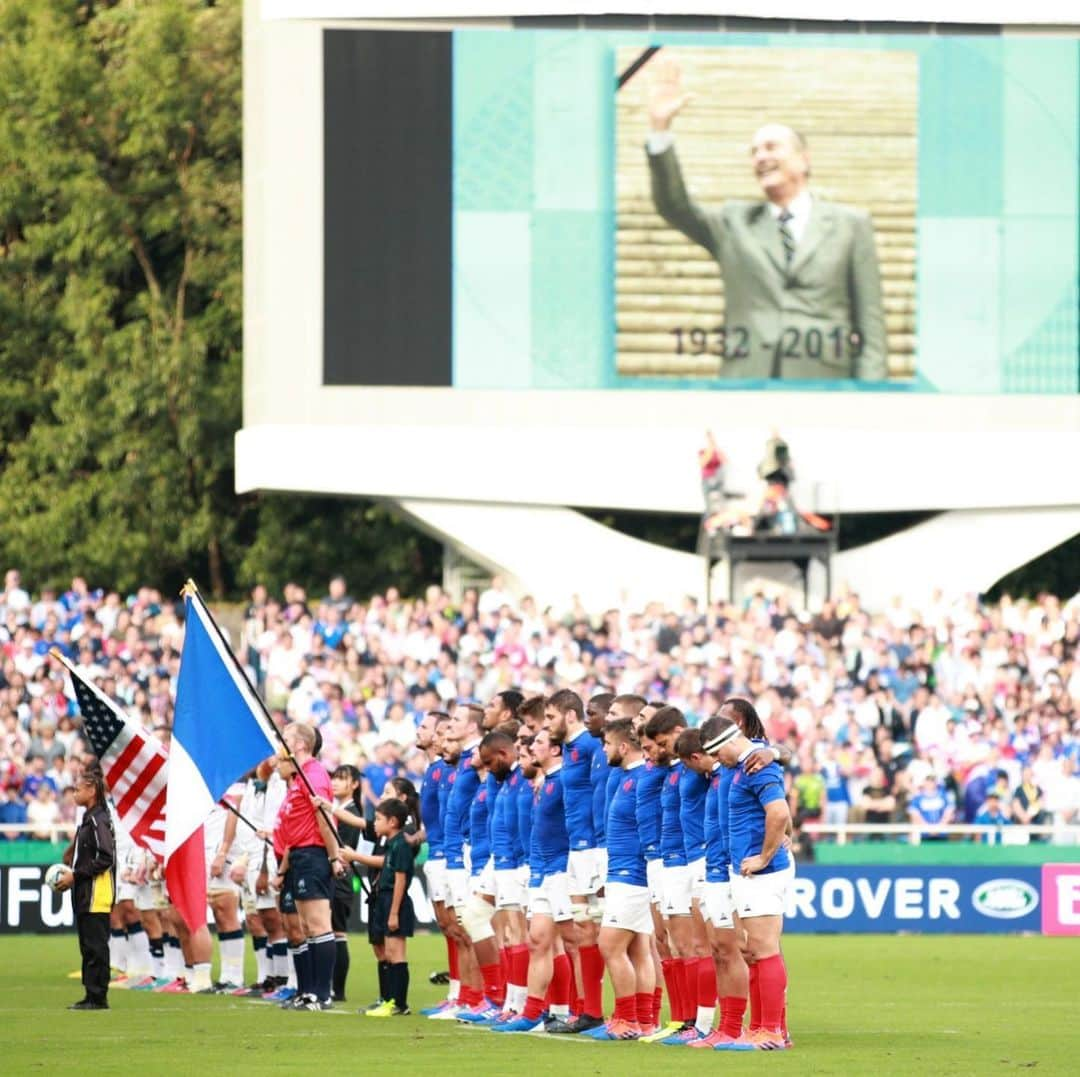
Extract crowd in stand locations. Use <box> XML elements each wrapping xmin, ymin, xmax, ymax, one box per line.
<box><xmin>1</xmin><ymin>568</ymin><xmax>1079</xmax><ymax>841</ymax></box>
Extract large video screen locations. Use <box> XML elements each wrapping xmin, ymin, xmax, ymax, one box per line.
<box><xmin>324</xmin><ymin>28</ymin><xmax>1079</xmax><ymax>394</ymax></box>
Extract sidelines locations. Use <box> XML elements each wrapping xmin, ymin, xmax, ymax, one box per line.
<box><xmin>6</xmin><ymin>861</ymin><xmax>1079</xmax><ymax>936</ymax></box>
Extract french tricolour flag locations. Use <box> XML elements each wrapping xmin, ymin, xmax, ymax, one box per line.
<box><xmin>165</xmin><ymin>588</ymin><xmax>279</xmax><ymax>932</ymax></box>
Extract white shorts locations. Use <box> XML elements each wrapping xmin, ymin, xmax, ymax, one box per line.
<box><xmin>463</xmin><ymin>843</ymin><xmax>472</xmax><ymax>874</ymax></box>
<box><xmin>566</xmin><ymin>848</ymin><xmax>603</xmax><ymax>897</ymax></box>
<box><xmin>660</xmin><ymin>863</ymin><xmax>693</xmax><ymax>918</ymax></box>
<box><xmin>246</xmin><ymin>863</ymin><xmax>280</xmax><ymax>912</ymax></box>
<box><xmin>134</xmin><ymin>882</ymin><xmax>168</xmax><ymax>912</ymax></box>
<box><xmin>495</xmin><ymin>867</ymin><xmax>528</xmax><ymax>909</ymax></box>
<box><xmin>207</xmin><ymin>866</ymin><xmax>241</xmax><ymax>897</ymax></box>
<box><xmin>730</xmin><ymin>863</ymin><xmax>796</xmax><ymax>920</ymax></box>
<box><xmin>425</xmin><ymin>858</ymin><xmax>449</xmax><ymax>904</ymax></box>
<box><xmin>117</xmin><ymin>879</ymin><xmax>139</xmax><ymax>903</ymax></box>
<box><xmin>594</xmin><ymin>848</ymin><xmax>608</xmax><ymax>891</ymax></box>
<box><xmin>527</xmin><ymin>871</ymin><xmax>573</xmax><ymax>922</ymax></box>
<box><xmin>446</xmin><ymin>867</ymin><xmax>471</xmax><ymax>910</ymax></box>
<box><xmin>689</xmin><ymin>857</ymin><xmax>707</xmax><ymax>904</ymax></box>
<box><xmin>601</xmin><ymin>882</ymin><xmax>654</xmax><ymax>935</ymax></box>
<box><xmin>702</xmin><ymin>880</ymin><xmax>734</xmax><ymax>930</ymax></box>
<box><xmin>472</xmin><ymin>856</ymin><xmax>496</xmax><ymax>898</ymax></box>
<box><xmin>646</xmin><ymin>858</ymin><xmax>664</xmax><ymax>906</ymax></box>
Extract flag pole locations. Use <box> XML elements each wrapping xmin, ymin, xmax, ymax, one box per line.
<box><xmin>180</xmin><ymin>580</ymin><xmax>369</xmax><ymax>895</ymax></box>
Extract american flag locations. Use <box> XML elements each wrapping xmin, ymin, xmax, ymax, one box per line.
<box><xmin>59</xmin><ymin>654</ymin><xmax>168</xmax><ymax>863</ymax></box>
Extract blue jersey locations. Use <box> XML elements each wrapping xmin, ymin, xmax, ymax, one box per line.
<box><xmin>605</xmin><ymin>761</ymin><xmax>647</xmax><ymax>887</ymax></box>
<box><xmin>491</xmin><ymin>767</ymin><xmax>524</xmax><ymax>869</ymax></box>
<box><xmin>530</xmin><ymin>765</ymin><xmax>569</xmax><ymax>879</ymax></box>
<box><xmin>679</xmin><ymin>764</ymin><xmax>710</xmax><ymax>864</ymax></box>
<box><xmin>704</xmin><ymin>765</ymin><xmax>733</xmax><ymax>882</ymax></box>
<box><xmin>605</xmin><ymin>766</ymin><xmax>622</xmax><ymax>827</ymax></box>
<box><xmin>635</xmin><ymin>761</ymin><xmax>666</xmax><ymax>862</ymax></box>
<box><xmin>442</xmin><ymin>745</ymin><xmax>480</xmax><ymax>870</ymax></box>
<box><xmin>468</xmin><ymin>773</ymin><xmax>494</xmax><ymax>875</ymax></box>
<box><xmin>420</xmin><ymin>757</ymin><xmax>449</xmax><ymax>859</ymax></box>
<box><xmin>660</xmin><ymin>761</ymin><xmax>687</xmax><ymax>867</ymax></box>
<box><xmin>517</xmin><ymin>773</ymin><xmax>536</xmax><ymax>863</ymax></box>
<box><xmin>727</xmin><ymin>760</ymin><xmax>791</xmax><ymax>875</ymax></box>
<box><xmin>562</xmin><ymin>729</ymin><xmax>601</xmax><ymax>849</ymax></box>
<box><xmin>590</xmin><ymin>745</ymin><xmax>610</xmax><ymax>845</ymax></box>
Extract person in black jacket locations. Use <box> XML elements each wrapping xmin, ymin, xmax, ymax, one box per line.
<box><xmin>55</xmin><ymin>760</ymin><xmax>116</xmax><ymax>1010</ymax></box>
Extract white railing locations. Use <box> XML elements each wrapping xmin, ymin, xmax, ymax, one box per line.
<box><xmin>0</xmin><ymin>822</ymin><xmax>76</xmax><ymax>843</ymax></box>
<box><xmin>802</xmin><ymin>822</ymin><xmax>1080</xmax><ymax>846</ymax></box>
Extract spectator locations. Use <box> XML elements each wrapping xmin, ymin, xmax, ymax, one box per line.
<box><xmin>0</xmin><ymin>785</ymin><xmax>28</xmax><ymax>839</ymax></box>
<box><xmin>858</xmin><ymin>767</ymin><xmax>897</xmax><ymax>835</ymax></box>
<box><xmin>1012</xmin><ymin>765</ymin><xmax>1051</xmax><ymax>839</ymax></box>
<box><xmin>27</xmin><ymin>783</ymin><xmax>61</xmax><ymax>840</ymax></box>
<box><xmin>792</xmin><ymin>761</ymin><xmax>825</xmax><ymax>825</ymax></box>
<box><xmin>821</xmin><ymin>748</ymin><xmax>852</xmax><ymax>830</ymax></box>
<box><xmin>907</xmin><ymin>775</ymin><xmax>955</xmax><ymax>841</ymax></box>
<box><xmin>362</xmin><ymin>741</ymin><xmax>400</xmax><ymax>820</ymax></box>
<box><xmin>974</xmin><ymin>790</ymin><xmax>1011</xmax><ymax>844</ymax></box>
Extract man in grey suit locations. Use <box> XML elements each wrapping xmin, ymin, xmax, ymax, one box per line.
<box><xmin>645</xmin><ymin>58</ymin><xmax>887</xmax><ymax>381</ymax></box>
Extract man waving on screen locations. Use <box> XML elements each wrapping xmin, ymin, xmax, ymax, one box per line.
<box><xmin>645</xmin><ymin>56</ymin><xmax>887</xmax><ymax>382</ymax></box>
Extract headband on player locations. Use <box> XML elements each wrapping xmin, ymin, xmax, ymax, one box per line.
<box><xmin>703</xmin><ymin>724</ymin><xmax>741</xmax><ymax>753</ymax></box>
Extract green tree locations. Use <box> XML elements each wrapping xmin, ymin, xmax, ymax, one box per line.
<box><xmin>0</xmin><ymin>0</ymin><xmax>243</xmax><ymax>595</ymax></box>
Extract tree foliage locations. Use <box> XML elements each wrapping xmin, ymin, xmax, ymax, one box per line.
<box><xmin>0</xmin><ymin>0</ymin><xmax>440</xmax><ymax>598</ymax></box>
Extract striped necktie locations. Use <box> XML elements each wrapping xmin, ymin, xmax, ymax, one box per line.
<box><xmin>778</xmin><ymin>208</ymin><xmax>796</xmax><ymax>266</ymax></box>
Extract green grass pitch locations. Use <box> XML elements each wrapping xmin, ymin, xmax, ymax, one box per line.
<box><xmin>5</xmin><ymin>933</ymin><xmax>1078</xmax><ymax>1074</ymax></box>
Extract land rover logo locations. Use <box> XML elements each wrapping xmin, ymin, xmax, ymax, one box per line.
<box><xmin>971</xmin><ymin>879</ymin><xmax>1038</xmax><ymax>919</ymax></box>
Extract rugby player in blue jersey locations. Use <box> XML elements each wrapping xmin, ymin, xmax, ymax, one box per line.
<box><xmin>585</xmin><ymin>720</ymin><xmax>655</xmax><ymax>1040</ymax></box>
<box><xmin>707</xmin><ymin>709</ymin><xmax>794</xmax><ymax>1052</ymax></box>
<box><xmin>483</xmin><ymin>728</ymin><xmax>531</xmax><ymax>1019</ymax></box>
<box><xmin>455</xmin><ymin>745</ymin><xmax>501</xmax><ymax>1021</ymax></box>
<box><xmin>544</xmin><ymin>689</ymin><xmax>605</xmax><ymax>1033</ymax></box>
<box><xmin>415</xmin><ymin>712</ymin><xmax>460</xmax><ymax>1017</ymax></box>
<box><xmin>672</xmin><ymin>727</ymin><xmax>720</xmax><ymax>1043</ymax></box>
<box><xmin>492</xmin><ymin>729</ymin><xmax>574</xmax><ymax>1033</ymax></box>
<box><xmin>640</xmin><ymin>706</ymin><xmax>701</xmax><ymax>1043</ymax></box>
<box><xmin>635</xmin><ymin>707</ymin><xmax>673</xmax><ymax>1037</ymax></box>
<box><xmin>430</xmin><ymin>703</ymin><xmax>485</xmax><ymax>1019</ymax></box>
<box><xmin>682</xmin><ymin>718</ymin><xmax>750</xmax><ymax>1049</ymax></box>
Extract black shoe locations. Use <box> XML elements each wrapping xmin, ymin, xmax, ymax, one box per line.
<box><xmin>569</xmin><ymin>1013</ymin><xmax>605</xmax><ymax>1033</ymax></box>
<box><xmin>544</xmin><ymin>1015</ymin><xmax>579</xmax><ymax>1034</ymax></box>
<box><xmin>429</xmin><ymin>970</ymin><xmax>450</xmax><ymax>985</ymax></box>
<box><xmin>297</xmin><ymin>996</ymin><xmax>333</xmax><ymax>1011</ymax></box>
<box><xmin>332</xmin><ymin>993</ymin><xmax>346</xmax><ymax>1002</ymax></box>
<box><xmin>391</xmin><ymin>1005</ymin><xmax>411</xmax><ymax>1016</ymax></box>
<box><xmin>69</xmin><ymin>999</ymin><xmax>108</xmax><ymax>1011</ymax></box>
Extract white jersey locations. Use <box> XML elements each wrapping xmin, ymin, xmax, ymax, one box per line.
<box><xmin>236</xmin><ymin>771</ymin><xmax>286</xmax><ymax>863</ymax></box>
<box><xmin>203</xmin><ymin>780</ymin><xmax>247</xmax><ymax>856</ymax></box>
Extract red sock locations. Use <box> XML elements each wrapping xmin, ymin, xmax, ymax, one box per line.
<box><xmin>720</xmin><ymin>995</ymin><xmax>747</xmax><ymax>1038</ymax></box>
<box><xmin>756</xmin><ymin>954</ymin><xmax>787</xmax><ymax>1032</ymax></box>
<box><xmin>661</xmin><ymin>958</ymin><xmax>681</xmax><ymax>1023</ymax></box>
<box><xmin>694</xmin><ymin>956</ymin><xmax>716</xmax><ymax>1008</ymax></box>
<box><xmin>748</xmin><ymin>962</ymin><xmax>761</xmax><ymax>1031</ymax></box>
<box><xmin>613</xmin><ymin>995</ymin><xmax>635</xmax><ymax>1022</ymax></box>
<box><xmin>447</xmin><ymin>937</ymin><xmax>459</xmax><ymax>981</ymax></box>
<box><xmin>523</xmin><ymin>994</ymin><xmax>546</xmax><ymax>1021</ymax></box>
<box><xmin>652</xmin><ymin>986</ymin><xmax>663</xmax><ymax>1026</ymax></box>
<box><xmin>669</xmin><ymin>959</ymin><xmax>686</xmax><ymax>1015</ymax></box>
<box><xmin>551</xmin><ymin>954</ymin><xmax>572</xmax><ymax>1007</ymax></box>
<box><xmin>480</xmin><ymin>962</ymin><xmax>505</xmax><ymax>1008</ymax></box>
<box><xmin>580</xmin><ymin>945</ymin><xmax>605</xmax><ymax>1019</ymax></box>
<box><xmin>780</xmin><ymin>953</ymin><xmax>789</xmax><ymax>1037</ymax></box>
<box><xmin>571</xmin><ymin>995</ymin><xmax>583</xmax><ymax>1017</ymax></box>
<box><xmin>509</xmin><ymin>944</ymin><xmax>530</xmax><ymax>988</ymax></box>
<box><xmin>637</xmin><ymin>991</ymin><xmax>655</xmax><ymax>1028</ymax></box>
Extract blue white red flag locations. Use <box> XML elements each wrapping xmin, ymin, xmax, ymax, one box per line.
<box><xmin>165</xmin><ymin>586</ymin><xmax>278</xmax><ymax>931</ymax></box>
